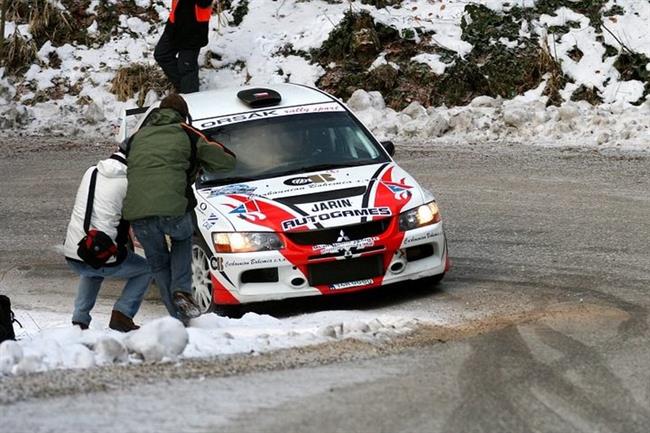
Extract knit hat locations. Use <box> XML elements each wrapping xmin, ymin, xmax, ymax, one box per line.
<box><xmin>159</xmin><ymin>93</ymin><xmax>190</xmax><ymax>119</ymax></box>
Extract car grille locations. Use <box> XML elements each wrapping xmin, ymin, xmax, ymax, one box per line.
<box><xmin>308</xmin><ymin>255</ymin><xmax>384</xmax><ymax>286</ymax></box>
<box><xmin>285</xmin><ymin>218</ymin><xmax>391</xmax><ymax>245</ymax></box>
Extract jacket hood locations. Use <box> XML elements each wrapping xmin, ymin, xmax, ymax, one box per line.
<box><xmin>97</xmin><ymin>151</ymin><xmax>127</xmax><ymax>178</ymax></box>
<box><xmin>145</xmin><ymin>108</ymin><xmax>185</xmax><ymax>126</ymax></box>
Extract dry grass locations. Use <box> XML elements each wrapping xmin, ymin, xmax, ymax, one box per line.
<box><xmin>110</xmin><ymin>63</ymin><xmax>172</xmax><ymax>106</ymax></box>
<box><xmin>0</xmin><ymin>28</ymin><xmax>38</xmax><ymax>75</ymax></box>
<box><xmin>28</xmin><ymin>0</ymin><xmax>79</xmax><ymax>46</ymax></box>
<box><xmin>539</xmin><ymin>38</ymin><xmax>567</xmax><ymax>106</ymax></box>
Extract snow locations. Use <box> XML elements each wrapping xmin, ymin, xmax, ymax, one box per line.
<box><xmin>411</xmin><ymin>53</ymin><xmax>449</xmax><ymax>75</ymax></box>
<box><xmin>349</xmin><ymin>90</ymin><xmax>650</xmax><ymax>153</ymax></box>
<box><xmin>0</xmin><ymin>307</ymin><xmax>424</xmax><ymax>376</ymax></box>
<box><xmin>1</xmin><ymin>0</ymin><xmax>650</xmax><ymax>375</ymax></box>
<box><xmin>0</xmin><ymin>0</ymin><xmax>647</xmax><ymax>152</ymax></box>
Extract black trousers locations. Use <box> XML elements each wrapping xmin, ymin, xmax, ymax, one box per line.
<box><xmin>154</xmin><ymin>31</ymin><xmax>201</xmax><ymax>94</ymax></box>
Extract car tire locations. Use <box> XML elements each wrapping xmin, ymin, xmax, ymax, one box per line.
<box><xmin>191</xmin><ymin>237</ymin><xmax>215</xmax><ymax>315</ymax></box>
<box><xmin>213</xmin><ymin>304</ymin><xmax>245</xmax><ymax>319</ymax></box>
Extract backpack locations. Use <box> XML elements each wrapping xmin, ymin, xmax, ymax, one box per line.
<box><xmin>0</xmin><ymin>294</ymin><xmax>17</xmax><ymax>343</ymax></box>
<box><xmin>76</xmin><ymin>168</ymin><xmax>118</xmax><ymax>268</ymax></box>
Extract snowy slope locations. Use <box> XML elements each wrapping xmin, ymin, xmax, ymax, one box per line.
<box><xmin>0</xmin><ymin>0</ymin><xmax>648</xmax><ymax>152</ymax></box>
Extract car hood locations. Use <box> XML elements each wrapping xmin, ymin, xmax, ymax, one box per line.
<box><xmin>194</xmin><ymin>162</ymin><xmax>427</xmax><ymax>233</ymax></box>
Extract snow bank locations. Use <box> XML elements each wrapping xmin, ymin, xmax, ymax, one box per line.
<box><xmin>348</xmin><ymin>90</ymin><xmax>650</xmax><ymax>153</ymax></box>
<box><xmin>1</xmin><ymin>0</ymin><xmax>648</xmax><ymax>145</ymax></box>
<box><xmin>0</xmin><ymin>310</ymin><xmax>420</xmax><ymax>376</ymax></box>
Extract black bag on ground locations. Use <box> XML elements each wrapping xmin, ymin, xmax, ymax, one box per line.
<box><xmin>0</xmin><ymin>294</ymin><xmax>16</xmax><ymax>343</ymax></box>
<box><xmin>76</xmin><ymin>168</ymin><xmax>118</xmax><ymax>269</ymax></box>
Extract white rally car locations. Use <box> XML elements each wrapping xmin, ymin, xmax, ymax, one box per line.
<box><xmin>122</xmin><ymin>84</ymin><xmax>449</xmax><ymax>313</ymax></box>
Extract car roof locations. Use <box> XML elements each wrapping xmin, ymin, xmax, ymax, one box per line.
<box><xmin>181</xmin><ymin>83</ymin><xmax>337</xmax><ymax>121</ymax></box>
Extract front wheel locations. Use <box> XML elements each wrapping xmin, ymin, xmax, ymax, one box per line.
<box><xmin>191</xmin><ymin>242</ymin><xmax>214</xmax><ymax>314</ymax></box>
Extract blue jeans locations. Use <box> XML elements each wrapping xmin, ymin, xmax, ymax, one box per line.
<box><xmin>130</xmin><ymin>213</ymin><xmax>194</xmax><ymax>318</ymax></box>
<box><xmin>68</xmin><ymin>251</ymin><xmax>152</xmax><ymax>326</ymax></box>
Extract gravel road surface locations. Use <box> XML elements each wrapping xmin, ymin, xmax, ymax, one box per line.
<box><xmin>0</xmin><ymin>137</ymin><xmax>648</xmax><ymax>433</ymax></box>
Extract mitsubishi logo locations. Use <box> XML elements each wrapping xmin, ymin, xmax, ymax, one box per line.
<box><xmin>336</xmin><ymin>230</ymin><xmax>350</xmax><ymax>243</ymax></box>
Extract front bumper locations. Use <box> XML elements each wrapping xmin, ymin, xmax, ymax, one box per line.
<box><xmin>209</xmin><ymin>218</ymin><xmax>448</xmax><ymax>305</ymax></box>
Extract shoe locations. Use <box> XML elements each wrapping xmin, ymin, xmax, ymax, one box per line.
<box><xmin>109</xmin><ymin>310</ymin><xmax>140</xmax><ymax>333</ymax></box>
<box><xmin>172</xmin><ymin>291</ymin><xmax>201</xmax><ymax>320</ymax></box>
<box><xmin>72</xmin><ymin>321</ymin><xmax>89</xmax><ymax>330</ymax></box>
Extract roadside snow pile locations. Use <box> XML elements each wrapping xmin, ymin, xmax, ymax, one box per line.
<box><xmin>348</xmin><ymin>89</ymin><xmax>650</xmax><ymax>152</ymax></box>
<box><xmin>1</xmin><ymin>0</ymin><xmax>649</xmax><ymax>144</ymax></box>
<box><xmin>0</xmin><ymin>312</ymin><xmax>419</xmax><ymax>375</ymax></box>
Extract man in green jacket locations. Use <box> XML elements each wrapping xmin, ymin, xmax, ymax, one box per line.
<box><xmin>123</xmin><ymin>94</ymin><xmax>236</xmax><ymax>322</ymax></box>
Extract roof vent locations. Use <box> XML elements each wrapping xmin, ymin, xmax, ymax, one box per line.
<box><xmin>237</xmin><ymin>88</ymin><xmax>282</xmax><ymax>108</ymax></box>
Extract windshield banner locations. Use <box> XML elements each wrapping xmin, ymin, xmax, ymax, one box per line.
<box><xmin>198</xmin><ymin>103</ymin><xmax>344</xmax><ymax>129</ymax></box>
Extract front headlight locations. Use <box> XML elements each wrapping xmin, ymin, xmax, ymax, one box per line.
<box><xmin>212</xmin><ymin>232</ymin><xmax>285</xmax><ymax>253</ymax></box>
<box><xmin>398</xmin><ymin>202</ymin><xmax>441</xmax><ymax>231</ymax></box>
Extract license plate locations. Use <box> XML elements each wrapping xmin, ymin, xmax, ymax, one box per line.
<box><xmin>329</xmin><ymin>279</ymin><xmax>374</xmax><ymax>290</ymax></box>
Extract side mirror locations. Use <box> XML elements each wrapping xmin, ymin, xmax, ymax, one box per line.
<box><xmin>381</xmin><ymin>140</ymin><xmax>395</xmax><ymax>157</ymax></box>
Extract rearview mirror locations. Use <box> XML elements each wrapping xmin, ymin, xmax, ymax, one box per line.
<box><xmin>381</xmin><ymin>140</ymin><xmax>395</xmax><ymax>157</ymax></box>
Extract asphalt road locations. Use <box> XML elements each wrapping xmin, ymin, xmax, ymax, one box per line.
<box><xmin>0</xmin><ymin>138</ymin><xmax>649</xmax><ymax>433</ymax></box>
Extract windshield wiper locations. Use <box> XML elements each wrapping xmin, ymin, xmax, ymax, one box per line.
<box><xmin>198</xmin><ymin>175</ymin><xmax>260</xmax><ymax>186</ymax></box>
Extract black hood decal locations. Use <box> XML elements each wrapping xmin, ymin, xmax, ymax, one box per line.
<box><xmin>273</xmin><ymin>186</ymin><xmax>367</xmax><ymax>206</ymax></box>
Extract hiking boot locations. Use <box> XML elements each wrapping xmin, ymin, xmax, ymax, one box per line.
<box><xmin>172</xmin><ymin>291</ymin><xmax>201</xmax><ymax>320</ymax></box>
<box><xmin>72</xmin><ymin>321</ymin><xmax>89</xmax><ymax>330</ymax></box>
<box><xmin>109</xmin><ymin>310</ymin><xmax>140</xmax><ymax>333</ymax></box>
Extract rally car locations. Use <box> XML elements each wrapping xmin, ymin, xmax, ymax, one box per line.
<box><xmin>121</xmin><ymin>83</ymin><xmax>449</xmax><ymax>313</ymax></box>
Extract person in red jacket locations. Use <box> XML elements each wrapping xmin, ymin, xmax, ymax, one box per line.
<box><xmin>154</xmin><ymin>0</ymin><xmax>213</xmax><ymax>93</ymax></box>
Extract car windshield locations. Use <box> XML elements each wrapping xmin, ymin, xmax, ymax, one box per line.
<box><xmin>198</xmin><ymin>111</ymin><xmax>390</xmax><ymax>186</ymax></box>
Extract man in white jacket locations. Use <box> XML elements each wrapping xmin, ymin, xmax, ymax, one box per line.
<box><xmin>63</xmin><ymin>150</ymin><xmax>152</xmax><ymax>332</ymax></box>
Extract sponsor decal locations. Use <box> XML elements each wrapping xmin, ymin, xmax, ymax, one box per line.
<box><xmin>313</xmin><ymin>236</ymin><xmax>379</xmax><ymax>255</ymax></box>
<box><xmin>202</xmin><ymin>213</ymin><xmax>220</xmax><ymax>230</ymax></box>
<box><xmin>226</xmin><ymin>198</ymin><xmax>266</xmax><ymax>222</ymax></box>
<box><xmin>200</xmin><ymin>110</ymin><xmax>278</xmax><ymax>128</ymax></box>
<box><xmin>284</xmin><ymin>173</ymin><xmax>335</xmax><ymax>186</ymax></box>
<box><xmin>309</xmin><ymin>199</ymin><xmax>351</xmax><ymax>213</ymax></box>
<box><xmin>403</xmin><ymin>231</ymin><xmax>440</xmax><ymax>245</ymax></box>
<box><xmin>211</xmin><ymin>257</ymin><xmax>224</xmax><ymax>271</ymax></box>
<box><xmin>381</xmin><ymin>178</ymin><xmax>413</xmax><ymax>200</ymax></box>
<box><xmin>208</xmin><ymin>184</ymin><xmax>257</xmax><ymax>197</ymax></box>
<box><xmin>330</xmin><ymin>279</ymin><xmax>373</xmax><ymax>290</ymax></box>
<box><xmin>282</xmin><ymin>207</ymin><xmax>391</xmax><ymax>231</ymax></box>
<box><xmin>223</xmin><ymin>257</ymin><xmax>287</xmax><ymax>267</ymax></box>
<box><xmin>199</xmin><ymin>103</ymin><xmax>344</xmax><ymax>128</ymax></box>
